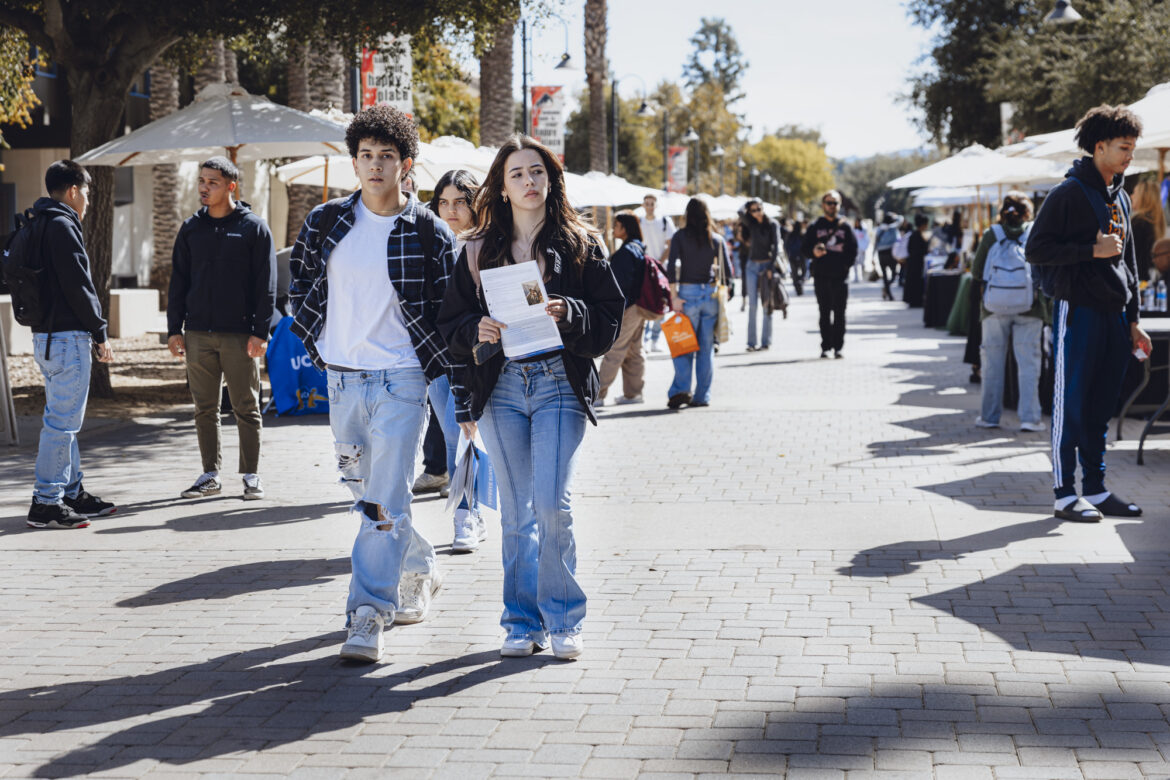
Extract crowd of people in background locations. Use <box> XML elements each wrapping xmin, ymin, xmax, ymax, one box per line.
<box><xmin>17</xmin><ymin>99</ymin><xmax>1170</xmax><ymax>670</ymax></box>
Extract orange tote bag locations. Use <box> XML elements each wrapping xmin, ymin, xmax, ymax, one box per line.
<box><xmin>661</xmin><ymin>312</ymin><xmax>699</xmax><ymax>358</ymax></box>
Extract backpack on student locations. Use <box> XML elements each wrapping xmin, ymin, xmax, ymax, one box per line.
<box><xmin>634</xmin><ymin>254</ymin><xmax>673</xmax><ymax>321</ymax></box>
<box><xmin>982</xmin><ymin>224</ymin><xmax>1034</xmax><ymax>315</ymax></box>
<box><xmin>1</xmin><ymin>209</ymin><xmax>51</xmax><ymax>329</ymax></box>
<box><xmin>892</xmin><ymin>230</ymin><xmax>911</xmax><ymax>262</ymax></box>
<box><xmin>1032</xmin><ymin>178</ymin><xmax>1131</xmax><ymax>298</ymax></box>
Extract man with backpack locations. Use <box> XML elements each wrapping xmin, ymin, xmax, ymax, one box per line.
<box><xmin>8</xmin><ymin>160</ymin><xmax>116</xmax><ymax>528</ymax></box>
<box><xmin>168</xmin><ymin>157</ymin><xmax>276</xmax><ymax>502</ymax></box>
<box><xmin>289</xmin><ymin>105</ymin><xmax>466</xmax><ymax>662</ymax></box>
<box><xmin>970</xmin><ymin>192</ymin><xmax>1049</xmax><ymax>432</ymax></box>
<box><xmin>1026</xmin><ymin>104</ymin><xmax>1153</xmax><ymax>524</ymax></box>
<box><xmin>639</xmin><ymin>194</ymin><xmax>675</xmax><ymax>352</ymax></box>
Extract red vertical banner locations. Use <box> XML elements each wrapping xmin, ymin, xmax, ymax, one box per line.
<box><xmin>360</xmin><ymin>35</ymin><xmax>413</xmax><ymax>115</ymax></box>
<box><xmin>530</xmin><ymin>86</ymin><xmax>566</xmax><ymax>162</ymax></box>
<box><xmin>667</xmin><ymin>146</ymin><xmax>688</xmax><ymax>193</ymax></box>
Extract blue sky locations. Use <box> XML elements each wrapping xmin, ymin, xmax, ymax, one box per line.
<box><xmin>509</xmin><ymin>0</ymin><xmax>938</xmax><ymax>159</ymax></box>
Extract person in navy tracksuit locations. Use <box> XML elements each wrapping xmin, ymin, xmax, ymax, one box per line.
<box><xmin>1026</xmin><ymin>105</ymin><xmax>1153</xmax><ymax>523</ymax></box>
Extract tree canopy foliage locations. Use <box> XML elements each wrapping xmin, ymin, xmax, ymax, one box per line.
<box><xmin>906</xmin><ymin>0</ymin><xmax>1170</xmax><ymax>148</ymax></box>
<box><xmin>837</xmin><ymin>151</ymin><xmax>944</xmax><ymax>219</ymax></box>
<box><xmin>744</xmin><ymin>135</ymin><xmax>835</xmax><ymax>207</ymax></box>
<box><xmin>681</xmin><ymin>17</ymin><xmax>748</xmax><ymax>105</ymax></box>
<box><xmin>0</xmin><ymin>26</ymin><xmax>40</xmax><ymax>146</ymax></box>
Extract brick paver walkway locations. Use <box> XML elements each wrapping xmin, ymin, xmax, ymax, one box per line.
<box><xmin>2</xmin><ymin>282</ymin><xmax>1168</xmax><ymax>779</ymax></box>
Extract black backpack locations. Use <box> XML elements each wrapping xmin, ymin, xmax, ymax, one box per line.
<box><xmin>1</xmin><ymin>208</ymin><xmax>51</xmax><ymax>329</ymax></box>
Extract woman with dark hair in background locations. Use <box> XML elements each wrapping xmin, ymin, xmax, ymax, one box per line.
<box><xmin>438</xmin><ymin>135</ymin><xmax>622</xmax><ymax>660</ymax></box>
<box><xmin>903</xmin><ymin>213</ymin><xmax>930</xmax><ymax>308</ymax></box>
<box><xmin>597</xmin><ymin>211</ymin><xmax>648</xmax><ymax>406</ymax></box>
<box><xmin>415</xmin><ymin>169</ymin><xmax>488</xmax><ymax>553</ymax></box>
<box><xmin>742</xmin><ymin>197</ymin><xmax>781</xmax><ymax>351</ymax></box>
<box><xmin>664</xmin><ymin>197</ymin><xmax>735</xmax><ymax>409</ymax></box>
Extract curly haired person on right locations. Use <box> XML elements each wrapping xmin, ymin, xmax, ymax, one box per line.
<box><xmin>1025</xmin><ymin>104</ymin><xmax>1154</xmax><ymax>523</ymax></box>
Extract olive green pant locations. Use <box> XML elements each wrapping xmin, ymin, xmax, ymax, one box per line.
<box><xmin>185</xmin><ymin>331</ymin><xmax>261</xmax><ymax>474</ymax></box>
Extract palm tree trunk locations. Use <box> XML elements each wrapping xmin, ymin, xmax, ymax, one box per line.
<box><xmin>224</xmin><ymin>47</ymin><xmax>238</xmax><ymax>85</ymax></box>
<box><xmin>149</xmin><ymin>60</ymin><xmax>181</xmax><ymax>309</ymax></box>
<box><xmin>193</xmin><ymin>39</ymin><xmax>225</xmax><ymax>95</ymax></box>
<box><xmin>479</xmin><ymin>18</ymin><xmax>516</xmax><ymax>148</ymax></box>
<box><xmin>584</xmin><ymin>0</ymin><xmax>608</xmax><ymax>172</ymax></box>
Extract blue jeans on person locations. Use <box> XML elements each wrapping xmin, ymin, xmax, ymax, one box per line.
<box><xmin>980</xmin><ymin>314</ymin><xmax>1044</xmax><ymax>426</ymax></box>
<box><xmin>327</xmin><ymin>365</ymin><xmax>433</xmax><ymax>622</ymax></box>
<box><xmin>427</xmin><ymin>374</ymin><xmax>474</xmax><ymax>513</ymax></box>
<box><xmin>32</xmin><ymin>331</ymin><xmax>92</xmax><ymax>505</ymax></box>
<box><xmin>477</xmin><ymin>354</ymin><xmax>587</xmax><ymax>641</ymax></box>
<box><xmin>745</xmin><ymin>260</ymin><xmax>773</xmax><ymax>348</ymax></box>
<box><xmin>669</xmin><ymin>283</ymin><xmax>719</xmax><ymax>404</ymax></box>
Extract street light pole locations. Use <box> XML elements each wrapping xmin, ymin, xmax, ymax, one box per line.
<box><xmin>711</xmin><ymin>144</ymin><xmax>725</xmax><ymax>195</ymax></box>
<box><xmin>610</xmin><ymin>76</ymin><xmax>618</xmax><ymax>174</ymax></box>
<box><xmin>681</xmin><ymin>127</ymin><xmax>699</xmax><ymax>194</ymax></box>
<box><xmin>735</xmin><ymin>156</ymin><xmax>745</xmax><ymax>196</ymax></box>
<box><xmin>751</xmin><ymin>167</ymin><xmax>759</xmax><ymax>198</ymax></box>
<box><xmin>520</xmin><ymin>20</ymin><xmax>529</xmax><ymax>135</ymax></box>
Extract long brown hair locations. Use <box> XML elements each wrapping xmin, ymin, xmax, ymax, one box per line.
<box><xmin>683</xmin><ymin>197</ymin><xmax>715</xmax><ymax>248</ymax></box>
<box><xmin>470</xmin><ymin>134</ymin><xmax>597</xmax><ymax>271</ymax></box>
<box><xmin>1132</xmin><ymin>179</ymin><xmax>1166</xmax><ymax>240</ymax></box>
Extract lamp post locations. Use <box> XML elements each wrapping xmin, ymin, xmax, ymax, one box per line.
<box><xmin>520</xmin><ymin>19</ymin><xmax>575</xmax><ymax>138</ymax></box>
<box><xmin>750</xmin><ymin>167</ymin><xmax>759</xmax><ymax>198</ymax></box>
<box><xmin>735</xmin><ymin>156</ymin><xmax>745</xmax><ymax>196</ymax></box>
<box><xmin>682</xmin><ymin>126</ymin><xmax>699</xmax><ymax>194</ymax></box>
<box><xmin>1044</xmin><ymin>0</ymin><xmax>1083</xmax><ymax>24</ymax></box>
<box><xmin>711</xmin><ymin>144</ymin><xmax>725</xmax><ymax>195</ymax></box>
<box><xmin>611</xmin><ymin>73</ymin><xmax>650</xmax><ymax>175</ymax></box>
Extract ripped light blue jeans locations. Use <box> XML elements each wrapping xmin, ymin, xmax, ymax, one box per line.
<box><xmin>477</xmin><ymin>355</ymin><xmax>587</xmax><ymax>641</ymax></box>
<box><xmin>327</xmin><ymin>366</ymin><xmax>433</xmax><ymax>622</ymax></box>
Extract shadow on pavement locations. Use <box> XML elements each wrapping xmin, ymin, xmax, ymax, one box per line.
<box><xmin>116</xmin><ymin>557</ymin><xmax>351</xmax><ymax>607</ymax></box>
<box><xmin>837</xmin><ymin>515</ymin><xmax>1066</xmax><ymax>578</ymax></box>
<box><xmin>2</xmin><ymin>636</ymin><xmax>554</xmax><ymax>777</ymax></box>
<box><xmin>916</xmin><ymin>469</ymin><xmax>1054</xmax><ymax>514</ymax></box>
<box><xmin>91</xmin><ymin>500</ymin><xmax>350</xmax><ymax>535</ymax></box>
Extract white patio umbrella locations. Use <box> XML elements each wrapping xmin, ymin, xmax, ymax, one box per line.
<box><xmin>76</xmin><ymin>84</ymin><xmax>347</xmax><ymax>166</ymax></box>
<box><xmin>1026</xmin><ymin>82</ymin><xmax>1170</xmax><ymax>179</ymax></box>
<box><xmin>887</xmin><ymin>144</ymin><xmax>1066</xmax><ymax>190</ymax></box>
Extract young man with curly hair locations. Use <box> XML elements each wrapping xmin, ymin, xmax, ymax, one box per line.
<box><xmin>1026</xmin><ymin>104</ymin><xmax>1153</xmax><ymax>523</ymax></box>
<box><xmin>289</xmin><ymin>105</ymin><xmax>467</xmax><ymax>662</ymax></box>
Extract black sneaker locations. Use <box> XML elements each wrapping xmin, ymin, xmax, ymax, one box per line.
<box><xmin>27</xmin><ymin>501</ymin><xmax>91</xmax><ymax>529</ymax></box>
<box><xmin>64</xmin><ymin>486</ymin><xmax>117</xmax><ymax>517</ymax></box>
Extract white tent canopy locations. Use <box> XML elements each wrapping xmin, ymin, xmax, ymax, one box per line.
<box><xmin>77</xmin><ymin>84</ymin><xmax>347</xmax><ymax>166</ymax></box>
<box><xmin>887</xmin><ymin>144</ymin><xmax>1066</xmax><ymax>190</ymax></box>
<box><xmin>1026</xmin><ymin>82</ymin><xmax>1170</xmax><ymax>167</ymax></box>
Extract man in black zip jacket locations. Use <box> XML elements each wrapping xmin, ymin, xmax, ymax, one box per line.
<box><xmin>802</xmin><ymin>190</ymin><xmax>857</xmax><ymax>359</ymax></box>
<box><xmin>25</xmin><ymin>160</ymin><xmax>117</xmax><ymax>529</ymax></box>
<box><xmin>1026</xmin><ymin>105</ymin><xmax>1153</xmax><ymax>523</ymax></box>
<box><xmin>167</xmin><ymin>157</ymin><xmax>276</xmax><ymax>502</ymax></box>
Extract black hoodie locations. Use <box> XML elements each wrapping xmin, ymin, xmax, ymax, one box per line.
<box><xmin>30</xmin><ymin>197</ymin><xmax>108</xmax><ymax>343</ymax></box>
<box><xmin>1025</xmin><ymin>157</ymin><xmax>1140</xmax><ymax>323</ymax></box>
<box><xmin>168</xmin><ymin>200</ymin><xmax>276</xmax><ymax>338</ymax></box>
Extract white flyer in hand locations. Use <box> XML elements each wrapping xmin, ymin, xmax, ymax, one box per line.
<box><xmin>478</xmin><ymin>261</ymin><xmax>563</xmax><ymax>360</ymax></box>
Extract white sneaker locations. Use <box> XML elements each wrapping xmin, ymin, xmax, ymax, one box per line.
<box><xmin>501</xmin><ymin>636</ymin><xmax>548</xmax><ymax>657</ymax></box>
<box><xmin>1020</xmin><ymin>421</ymin><xmax>1047</xmax><ymax>432</ymax></box>
<box><xmin>551</xmin><ymin>634</ymin><xmax>583</xmax><ymax>660</ymax></box>
<box><xmin>242</xmin><ymin>473</ymin><xmax>264</xmax><ymax>500</ymax></box>
<box><xmin>614</xmin><ymin>395</ymin><xmax>643</xmax><ymax>405</ymax></box>
<box><xmin>649</xmin><ymin>342</ymin><xmax>663</xmax><ymax>353</ymax></box>
<box><xmin>394</xmin><ymin>569</ymin><xmax>443</xmax><ymax>625</ymax></box>
<box><xmin>452</xmin><ymin>509</ymin><xmax>486</xmax><ymax>553</ymax></box>
<box><xmin>595</xmin><ymin>396</ymin><xmax>606</xmax><ymax>408</ymax></box>
<box><xmin>340</xmin><ymin>606</ymin><xmax>384</xmax><ymax>662</ymax></box>
<box><xmin>412</xmin><ymin>472</ymin><xmax>448</xmax><ymax>494</ymax></box>
<box><xmin>974</xmin><ymin>417</ymin><xmax>1000</xmax><ymax>429</ymax></box>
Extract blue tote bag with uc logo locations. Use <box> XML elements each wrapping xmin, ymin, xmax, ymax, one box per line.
<box><xmin>265</xmin><ymin>316</ymin><xmax>329</xmax><ymax>416</ymax></box>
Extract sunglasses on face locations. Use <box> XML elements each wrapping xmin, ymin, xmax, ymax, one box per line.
<box><xmin>748</xmin><ymin>207</ymin><xmax>761</xmax><ymax>214</ymax></box>
<box><xmin>823</xmin><ymin>200</ymin><xmax>840</xmax><ymax>206</ymax></box>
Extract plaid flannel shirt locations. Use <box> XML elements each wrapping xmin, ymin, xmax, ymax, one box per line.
<box><xmin>288</xmin><ymin>191</ymin><xmax>471</xmax><ymax>421</ymax></box>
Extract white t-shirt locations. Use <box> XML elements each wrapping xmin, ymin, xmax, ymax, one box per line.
<box><xmin>640</xmin><ymin>214</ymin><xmax>676</xmax><ymax>261</ymax></box>
<box><xmin>316</xmin><ymin>199</ymin><xmax>420</xmax><ymax>371</ymax></box>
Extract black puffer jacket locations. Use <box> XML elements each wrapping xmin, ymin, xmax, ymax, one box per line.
<box><xmin>437</xmin><ymin>235</ymin><xmax>623</xmax><ymax>425</ymax></box>
<box><xmin>168</xmin><ymin>201</ymin><xmax>276</xmax><ymax>338</ymax></box>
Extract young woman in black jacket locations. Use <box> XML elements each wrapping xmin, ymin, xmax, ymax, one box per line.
<box><xmin>437</xmin><ymin>135</ymin><xmax>623</xmax><ymax>661</ymax></box>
